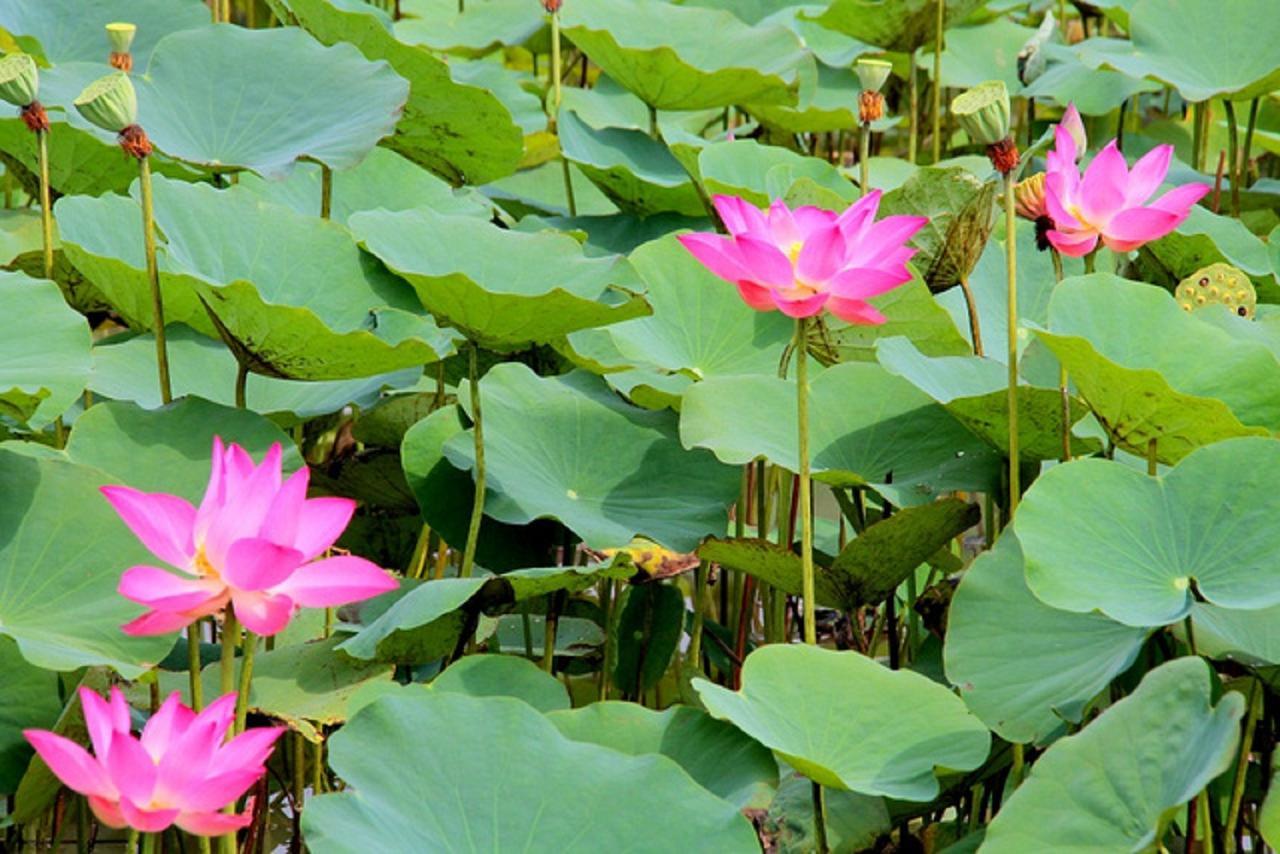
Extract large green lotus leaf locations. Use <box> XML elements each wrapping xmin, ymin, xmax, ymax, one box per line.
<box><xmin>696</xmin><ymin>139</ymin><xmax>858</xmax><ymax>208</ymax></box>
<box><xmin>0</xmin><ymin>270</ymin><xmax>90</xmax><ymax>428</ymax></box>
<box><xmin>557</xmin><ymin>108</ymin><xmax>705</xmax><ymax>217</ymax></box>
<box><xmin>695</xmin><ymin>645</ymin><xmax>990</xmax><ymax>800</ymax></box>
<box><xmin>340</xmin><ymin>577</ymin><xmax>485</xmax><ymax>663</ymax></box>
<box><xmin>90</xmin><ymin>326</ymin><xmax>421</xmax><ymax>422</ymax></box>
<box><xmin>235</xmin><ymin>147</ymin><xmax>490</xmax><ymax>226</ymax></box>
<box><xmin>127</xmin><ymin>26</ymin><xmax>408</xmax><ymax>179</ymax></box>
<box><xmin>302</xmin><ymin>691</ymin><xmax>759</xmax><ymax>852</ymax></box>
<box><xmin>1080</xmin><ymin>0</ymin><xmax>1280</xmax><ymax>101</ymax></box>
<box><xmin>281</xmin><ymin>0</ymin><xmax>523</xmax><ymax>186</ymax></box>
<box><xmin>875</xmin><ymin>336</ymin><xmax>1098</xmax><ymax>460</ymax></box>
<box><xmin>758</xmin><ymin>4</ymin><xmax>877</xmax><ymax>68</ymax></box>
<box><xmin>0</xmin><ymin>450</ymin><xmax>174</xmax><ymax>676</ymax></box>
<box><xmin>561</xmin><ymin>0</ymin><xmax>805</xmax><ymax>111</ymax></box>
<box><xmin>0</xmin><ymin>0</ymin><xmax>208</xmax><ymax>65</ymax></box>
<box><xmin>0</xmin><ymin>637</ymin><xmax>61</xmax><ymax>795</ymax></box>
<box><xmin>442</xmin><ymin>365</ymin><xmax>740</xmax><ymax>552</ymax></box>
<box><xmin>548</xmin><ymin>702</ymin><xmax>779</xmax><ymax>810</ymax></box>
<box><xmin>432</xmin><ymin>654</ymin><xmax>569</xmax><ymax>712</ymax></box>
<box><xmin>449</xmin><ymin>59</ymin><xmax>547</xmax><ymax>136</ymax></box>
<box><xmin>1139</xmin><ymin>206</ymin><xmax>1278</xmax><ymax>297</ymax></box>
<box><xmin>943</xmin><ymin>532</ymin><xmax>1149</xmax><ymax>745</ymax></box>
<box><xmin>930</xmin><ymin>17</ymin><xmax>1033</xmax><ymax>92</ymax></box>
<box><xmin>483</xmin><ymin>161</ymin><xmax>620</xmax><ymax>219</ymax></box>
<box><xmin>1017</xmin><ymin>438</ymin><xmax>1280</xmax><ymax>627</ymax></box>
<box><xmin>824</xmin><ymin>274</ymin><xmax>975</xmax><ymax>362</ymax></box>
<box><xmin>1036</xmin><ymin>275</ymin><xmax>1280</xmax><ymax>461</ymax></box>
<box><xmin>351</xmin><ymin>207</ymin><xmax>649</xmax><ymax>351</ymax></box>
<box><xmin>57</xmin><ymin>176</ymin><xmax>455</xmax><ymax>380</ymax></box>
<box><xmin>566</xmin><ymin>233</ymin><xmax>793</xmax><ymax>380</ymax></box>
<box><xmin>982</xmin><ymin>658</ymin><xmax>1244</xmax><ymax>853</ymax></box>
<box><xmin>747</xmin><ymin>60</ymin><xmax>867</xmax><ymax>135</ymax></box>
<box><xmin>1022</xmin><ymin>46</ymin><xmax>1162</xmax><ymax>115</ymax></box>
<box><xmin>63</xmin><ymin>398</ymin><xmax>301</xmax><ymax>500</ymax></box>
<box><xmin>679</xmin><ymin>362</ymin><xmax>1000</xmax><ymax>507</ymax></box>
<box><xmin>1191</xmin><ymin>603</ymin><xmax>1280</xmax><ymax>666</ymax></box>
<box><xmin>808</xmin><ymin>0</ymin><xmax>988</xmax><ymax>53</ymax></box>
<box><xmin>394</xmin><ymin>0</ymin><xmax>543</xmax><ymax>57</ymax></box>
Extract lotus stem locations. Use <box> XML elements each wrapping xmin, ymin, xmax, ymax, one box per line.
<box><xmin>320</xmin><ymin>164</ymin><xmax>332</xmax><ymax>220</ymax></box>
<box><xmin>907</xmin><ymin>50</ymin><xmax>919</xmax><ymax>164</ymax></box>
<box><xmin>1003</xmin><ymin>173</ymin><xmax>1020</xmax><ymax>514</ymax></box>
<box><xmin>460</xmin><ymin>342</ymin><xmax>485</xmax><ymax>579</ymax></box>
<box><xmin>1051</xmin><ymin>249</ymin><xmax>1070</xmax><ymax>461</ymax></box>
<box><xmin>794</xmin><ymin>317</ymin><xmax>816</xmax><ymax>645</ymax></box>
<box><xmin>1191</xmin><ymin>101</ymin><xmax>1206</xmax><ymax>173</ymax></box>
<box><xmin>931</xmin><ymin>0</ymin><xmax>944</xmax><ymax>164</ymax></box>
<box><xmin>1198</xmin><ymin>787</ymin><xmax>1215</xmax><ymax>854</ymax></box>
<box><xmin>541</xmin><ymin>592</ymin><xmax>560</xmax><ymax>672</ymax></box>
<box><xmin>1058</xmin><ymin>0</ymin><xmax>1067</xmax><ymax>35</ymax></box>
<box><xmin>1223</xmin><ymin>681</ymin><xmax>1261</xmax><ymax>853</ymax></box>
<box><xmin>1010</xmin><ymin>742</ymin><xmax>1025</xmax><ymax>787</ymax></box>
<box><xmin>1223</xmin><ymin>99</ymin><xmax>1240</xmax><ymax>217</ymax></box>
<box><xmin>37</xmin><ymin>128</ymin><xmax>52</xmax><ymax>280</ymax></box>
<box><xmin>140</xmin><ymin>832</ymin><xmax>157</xmax><ymax>854</ymax></box>
<box><xmin>323</xmin><ymin>606</ymin><xmax>334</xmax><ymax>638</ymax></box>
<box><xmin>550</xmin><ymin>10</ymin><xmax>563</xmax><ymax>119</ymax></box>
<box><xmin>811</xmin><ymin>781</ymin><xmax>830</xmax><ymax>854</ymax></box>
<box><xmin>648</xmin><ymin>104</ymin><xmax>658</xmax><ymax>140</ymax></box>
<box><xmin>859</xmin><ymin>121</ymin><xmax>871</xmax><ymax>197</ymax></box>
<box><xmin>187</xmin><ymin>621</ymin><xmax>204</xmax><ymax>711</ymax></box>
<box><xmin>687</xmin><ymin>563</ymin><xmax>708</xmax><ymax>672</ymax></box>
<box><xmin>139</xmin><ymin>156</ymin><xmax>173</xmax><ymax>405</ymax></box>
<box><xmin>1242</xmin><ymin>97</ymin><xmax>1259</xmax><ymax>184</ymax></box>
<box><xmin>234</xmin><ymin>631</ymin><xmax>257</xmax><ymax>734</ymax></box>
<box><xmin>234</xmin><ymin>360</ymin><xmax>248</xmax><ymax>409</ymax></box>
<box><xmin>217</xmin><ymin>612</ymin><xmax>239</xmax><ymax>854</ymax></box>
<box><xmin>958</xmin><ymin>274</ymin><xmax>983</xmax><ymax>356</ymax></box>
<box><xmin>311</xmin><ymin>738</ymin><xmax>324</xmax><ymax>793</ymax></box>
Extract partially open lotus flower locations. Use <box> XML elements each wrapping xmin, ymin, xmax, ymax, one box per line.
<box><xmin>677</xmin><ymin>193</ymin><xmax>926</xmax><ymax>325</ymax></box>
<box><xmin>1042</xmin><ymin>123</ymin><xmax>1210</xmax><ymax>257</ymax></box>
<box><xmin>24</xmin><ymin>688</ymin><xmax>283</xmax><ymax>836</ymax></box>
<box><xmin>102</xmin><ymin>437</ymin><xmax>398</xmax><ymax>637</ymax></box>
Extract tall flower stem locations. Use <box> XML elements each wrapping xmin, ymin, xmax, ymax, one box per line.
<box><xmin>858</xmin><ymin>121</ymin><xmax>871</xmax><ymax>198</ymax></box>
<box><xmin>140</xmin><ymin>832</ymin><xmax>157</xmax><ymax>854</ymax></box>
<box><xmin>37</xmin><ymin>128</ymin><xmax>52</xmax><ymax>280</ymax></box>
<box><xmin>1003</xmin><ymin>173</ymin><xmax>1020</xmax><ymax>514</ymax></box>
<box><xmin>234</xmin><ymin>360</ymin><xmax>249</xmax><ymax>409</ymax></box>
<box><xmin>1051</xmin><ymin>248</ymin><xmax>1070</xmax><ymax>461</ymax></box>
<box><xmin>234</xmin><ymin>631</ymin><xmax>258</xmax><ymax>734</ymax></box>
<box><xmin>460</xmin><ymin>342</ymin><xmax>485</xmax><ymax>578</ymax></box>
<box><xmin>550</xmin><ymin>9</ymin><xmax>576</xmax><ymax>217</ymax></box>
<box><xmin>1223</xmin><ymin>680</ymin><xmax>1261</xmax><ymax>854</ymax></box>
<box><xmin>139</xmin><ymin>156</ymin><xmax>172</xmax><ymax>405</ymax></box>
<box><xmin>907</xmin><ymin>50</ymin><xmax>919</xmax><ymax>164</ymax></box>
<box><xmin>1223</xmin><ymin>99</ymin><xmax>1241</xmax><ymax>217</ymax></box>
<box><xmin>1242</xmin><ymin>97</ymin><xmax>1260</xmax><ymax>184</ymax></box>
<box><xmin>187</xmin><ymin>621</ymin><xmax>204</xmax><ymax>711</ymax></box>
<box><xmin>931</xmin><ymin>0</ymin><xmax>944</xmax><ymax>163</ymax></box>
<box><xmin>958</xmin><ymin>274</ymin><xmax>983</xmax><ymax>356</ymax></box>
<box><xmin>794</xmin><ymin>317</ymin><xmax>816</xmax><ymax>645</ymax></box>
<box><xmin>1191</xmin><ymin>101</ymin><xmax>1206</xmax><ymax>173</ymax></box>
<box><xmin>217</xmin><ymin>611</ymin><xmax>239</xmax><ymax>854</ymax></box>
<box><xmin>812</xmin><ymin>780</ymin><xmax>830</xmax><ymax>854</ymax></box>
<box><xmin>319</xmin><ymin>164</ymin><xmax>332</xmax><ymax>220</ymax></box>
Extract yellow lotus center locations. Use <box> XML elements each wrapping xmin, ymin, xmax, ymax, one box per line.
<box><xmin>781</xmin><ymin>241</ymin><xmax>819</xmax><ymax>299</ymax></box>
<box><xmin>1067</xmin><ymin>203</ymin><xmax>1101</xmax><ymax>231</ymax></box>
<box><xmin>193</xmin><ymin>547</ymin><xmax>221</xmax><ymax>581</ymax></box>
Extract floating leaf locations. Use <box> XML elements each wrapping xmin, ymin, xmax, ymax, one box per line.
<box><xmin>695</xmin><ymin>644</ymin><xmax>990</xmax><ymax>800</ymax></box>
<box><xmin>0</xmin><ymin>270</ymin><xmax>90</xmax><ymax>427</ymax></box>
<box><xmin>1017</xmin><ymin>437</ymin><xmax>1280</xmax><ymax>627</ymax></box>
<box><xmin>982</xmin><ymin>658</ymin><xmax>1244</xmax><ymax>853</ymax></box>
<box><xmin>432</xmin><ymin>654</ymin><xmax>569</xmax><ymax>712</ymax></box>
<box><xmin>0</xmin><ymin>637</ymin><xmax>61</xmax><ymax>795</ymax></box>
<box><xmin>302</xmin><ymin>692</ymin><xmax>760</xmax><ymax>851</ymax></box>
<box><xmin>339</xmin><ymin>578</ymin><xmax>485</xmax><ymax>663</ymax></box>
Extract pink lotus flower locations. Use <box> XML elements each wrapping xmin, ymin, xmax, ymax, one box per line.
<box><xmin>102</xmin><ymin>438</ymin><xmax>398</xmax><ymax>637</ymax></box>
<box><xmin>24</xmin><ymin>688</ymin><xmax>283</xmax><ymax>836</ymax></box>
<box><xmin>1043</xmin><ymin>106</ymin><xmax>1209</xmax><ymax>257</ymax></box>
<box><xmin>678</xmin><ymin>193</ymin><xmax>927</xmax><ymax>325</ymax></box>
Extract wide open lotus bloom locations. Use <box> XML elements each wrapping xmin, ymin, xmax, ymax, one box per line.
<box><xmin>1042</xmin><ymin>110</ymin><xmax>1209</xmax><ymax>257</ymax></box>
<box><xmin>678</xmin><ymin>193</ymin><xmax>927</xmax><ymax>325</ymax></box>
<box><xmin>102</xmin><ymin>438</ymin><xmax>398</xmax><ymax>637</ymax></box>
<box><xmin>24</xmin><ymin>688</ymin><xmax>283</xmax><ymax>836</ymax></box>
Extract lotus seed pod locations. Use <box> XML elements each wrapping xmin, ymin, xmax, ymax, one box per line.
<box><xmin>106</xmin><ymin>22</ymin><xmax>136</xmax><ymax>54</ymax></box>
<box><xmin>1176</xmin><ymin>263</ymin><xmax>1256</xmax><ymax>319</ymax></box>
<box><xmin>951</xmin><ymin>81</ymin><xmax>1011</xmax><ymax>148</ymax></box>
<box><xmin>74</xmin><ymin>71</ymin><xmax>137</xmax><ymax>133</ymax></box>
<box><xmin>855</xmin><ymin>58</ymin><xmax>893</xmax><ymax>94</ymax></box>
<box><xmin>0</xmin><ymin>53</ymin><xmax>39</xmax><ymax>108</ymax></box>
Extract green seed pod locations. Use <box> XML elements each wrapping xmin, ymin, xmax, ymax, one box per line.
<box><xmin>1176</xmin><ymin>263</ymin><xmax>1256</xmax><ymax>319</ymax></box>
<box><xmin>854</xmin><ymin>58</ymin><xmax>892</xmax><ymax>94</ymax></box>
<box><xmin>0</xmin><ymin>53</ymin><xmax>39</xmax><ymax>108</ymax></box>
<box><xmin>74</xmin><ymin>70</ymin><xmax>137</xmax><ymax>133</ymax></box>
<box><xmin>105</xmin><ymin>22</ymin><xmax>137</xmax><ymax>54</ymax></box>
<box><xmin>951</xmin><ymin>80</ymin><xmax>1011</xmax><ymax>147</ymax></box>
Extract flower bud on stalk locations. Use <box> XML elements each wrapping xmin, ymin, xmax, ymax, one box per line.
<box><xmin>106</xmin><ymin>22</ymin><xmax>137</xmax><ymax>72</ymax></box>
<box><xmin>952</xmin><ymin>80</ymin><xmax>1018</xmax><ymax>175</ymax></box>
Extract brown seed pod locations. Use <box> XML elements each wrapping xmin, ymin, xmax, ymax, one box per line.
<box><xmin>986</xmin><ymin>137</ymin><xmax>1019</xmax><ymax>176</ymax></box>
<box><xmin>858</xmin><ymin>90</ymin><xmax>885</xmax><ymax>124</ymax></box>
<box><xmin>20</xmin><ymin>100</ymin><xmax>49</xmax><ymax>134</ymax></box>
<box><xmin>109</xmin><ymin>52</ymin><xmax>133</xmax><ymax>73</ymax></box>
<box><xmin>118</xmin><ymin>124</ymin><xmax>153</xmax><ymax>160</ymax></box>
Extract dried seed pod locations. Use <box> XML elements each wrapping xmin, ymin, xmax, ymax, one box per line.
<box><xmin>1176</xmin><ymin>263</ymin><xmax>1256</xmax><ymax>319</ymax></box>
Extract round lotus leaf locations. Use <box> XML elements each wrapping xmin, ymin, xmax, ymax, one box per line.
<box><xmin>943</xmin><ymin>532</ymin><xmax>1150</xmax><ymax>745</ymax></box>
<box><xmin>1017</xmin><ymin>437</ymin><xmax>1280</xmax><ymax>627</ymax></box>
<box><xmin>0</xmin><ymin>0</ymin><xmax>208</xmax><ymax>66</ymax></box>
<box><xmin>679</xmin><ymin>361</ymin><xmax>1000</xmax><ymax>507</ymax></box>
<box><xmin>393</xmin><ymin>0</ymin><xmax>544</xmax><ymax>58</ymax></box>
<box><xmin>443</xmin><ymin>364</ymin><xmax>740</xmax><ymax>553</ymax></box>
<box><xmin>350</xmin><ymin>207</ymin><xmax>649</xmax><ymax>351</ymax></box>
<box><xmin>808</xmin><ymin>0</ymin><xmax>988</xmax><ymax>53</ymax></box>
<box><xmin>56</xmin><ymin>175</ymin><xmax>456</xmax><ymax>380</ymax></box>
<box><xmin>1176</xmin><ymin>263</ymin><xmax>1256</xmax><ymax>318</ymax></box>
<box><xmin>694</xmin><ymin>644</ymin><xmax>991</xmax><ymax>801</ymax></box>
<box><xmin>432</xmin><ymin>654</ymin><xmax>569</xmax><ymax>713</ymax></box>
<box><xmin>0</xmin><ymin>271</ymin><xmax>90</xmax><ymax>428</ymax></box>
<box><xmin>560</xmin><ymin>0</ymin><xmax>806</xmax><ymax>111</ymax></box>
<box><xmin>1022</xmin><ymin>45</ymin><xmax>1162</xmax><ymax>115</ymax></box>
<box><xmin>0</xmin><ymin>637</ymin><xmax>62</xmax><ymax>795</ymax></box>
<box><xmin>1080</xmin><ymin>0</ymin><xmax>1280</xmax><ymax>101</ymax></box>
<box><xmin>301</xmin><ymin>692</ymin><xmax>760</xmax><ymax>852</ymax></box>
<box><xmin>982</xmin><ymin>658</ymin><xmax>1244</xmax><ymax>853</ymax></box>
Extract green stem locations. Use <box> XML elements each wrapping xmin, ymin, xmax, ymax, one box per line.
<box><xmin>37</xmin><ymin>129</ymin><xmax>52</xmax><ymax>280</ymax></box>
<box><xmin>1051</xmin><ymin>249</ymin><xmax>1070</xmax><ymax>462</ymax></box>
<box><xmin>1192</xmin><ymin>101</ymin><xmax>1206</xmax><ymax>173</ymax></box>
<box><xmin>1223</xmin><ymin>99</ymin><xmax>1241</xmax><ymax>217</ymax></box>
<box><xmin>1242</xmin><ymin>97</ymin><xmax>1259</xmax><ymax>184</ymax></box>
<box><xmin>234</xmin><ymin>630</ymin><xmax>257</xmax><ymax>734</ymax></box>
<box><xmin>140</xmin><ymin>156</ymin><xmax>172</xmax><ymax>405</ymax></box>
<box><xmin>220</xmin><ymin>611</ymin><xmax>238</xmax><ymax>699</ymax></box>
<box><xmin>1058</xmin><ymin>0</ymin><xmax>1067</xmax><ymax>34</ymax></box>
<box><xmin>460</xmin><ymin>342</ymin><xmax>485</xmax><ymax>579</ymax></box>
<box><xmin>1003</xmin><ymin>173</ymin><xmax>1020</xmax><ymax>515</ymax></box>
<box><xmin>795</xmin><ymin>317</ymin><xmax>816</xmax><ymax>645</ymax></box>
<box><xmin>931</xmin><ymin>0</ymin><xmax>944</xmax><ymax>163</ymax></box>
<box><xmin>319</xmin><ymin>164</ymin><xmax>332</xmax><ymax>220</ymax></box>
<box><xmin>688</xmin><ymin>563</ymin><xmax>708</xmax><ymax>672</ymax></box>
<box><xmin>323</xmin><ymin>606</ymin><xmax>334</xmax><ymax>639</ymax></box>
<box><xmin>1010</xmin><ymin>742</ymin><xmax>1025</xmax><ymax>788</ymax></box>
<box><xmin>560</xmin><ymin>157</ymin><xmax>577</xmax><ymax>217</ymax></box>
<box><xmin>1223</xmin><ymin>681</ymin><xmax>1261</xmax><ymax>853</ymax></box>
<box><xmin>187</xmin><ymin>621</ymin><xmax>204</xmax><ymax>711</ymax></box>
<box><xmin>140</xmin><ymin>831</ymin><xmax>157</xmax><ymax>854</ymax></box>
<box><xmin>550</xmin><ymin>11</ymin><xmax>563</xmax><ymax>120</ymax></box>
<box><xmin>312</xmin><ymin>738</ymin><xmax>324</xmax><ymax>794</ymax></box>
<box><xmin>541</xmin><ymin>592</ymin><xmax>561</xmax><ymax>673</ymax></box>
<box><xmin>811</xmin><ymin>782</ymin><xmax>830</xmax><ymax>854</ymax></box>
<box><xmin>907</xmin><ymin>50</ymin><xmax>918</xmax><ymax>164</ymax></box>
<box><xmin>1146</xmin><ymin>438</ymin><xmax>1158</xmax><ymax>477</ymax></box>
<box><xmin>1198</xmin><ymin>788</ymin><xmax>1216</xmax><ymax>854</ymax></box>
<box><xmin>958</xmin><ymin>275</ymin><xmax>983</xmax><ymax>356</ymax></box>
<box><xmin>648</xmin><ymin>104</ymin><xmax>658</xmax><ymax>140</ymax></box>
<box><xmin>858</xmin><ymin>122</ymin><xmax>871</xmax><ymax>198</ymax></box>
<box><xmin>234</xmin><ymin>359</ymin><xmax>248</xmax><ymax>409</ymax></box>
<box><xmin>1083</xmin><ymin>248</ymin><xmax>1097</xmax><ymax>274</ymax></box>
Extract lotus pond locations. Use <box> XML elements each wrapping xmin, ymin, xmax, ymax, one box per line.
<box><xmin>3</xmin><ymin>0</ymin><xmax>1280</xmax><ymax>851</ymax></box>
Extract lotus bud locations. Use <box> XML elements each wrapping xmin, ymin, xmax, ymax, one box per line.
<box><xmin>106</xmin><ymin>22</ymin><xmax>137</xmax><ymax>72</ymax></box>
<box><xmin>1016</xmin><ymin>11</ymin><xmax>1055</xmax><ymax>86</ymax></box>
<box><xmin>952</xmin><ymin>81</ymin><xmax>1017</xmax><ymax>174</ymax></box>
<box><xmin>854</xmin><ymin>58</ymin><xmax>892</xmax><ymax>94</ymax></box>
<box><xmin>75</xmin><ymin>71</ymin><xmax>136</xmax><ymax>133</ymax></box>
<box><xmin>1060</xmin><ymin>103</ymin><xmax>1087</xmax><ymax>160</ymax></box>
<box><xmin>0</xmin><ymin>53</ymin><xmax>39</xmax><ymax>109</ymax></box>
